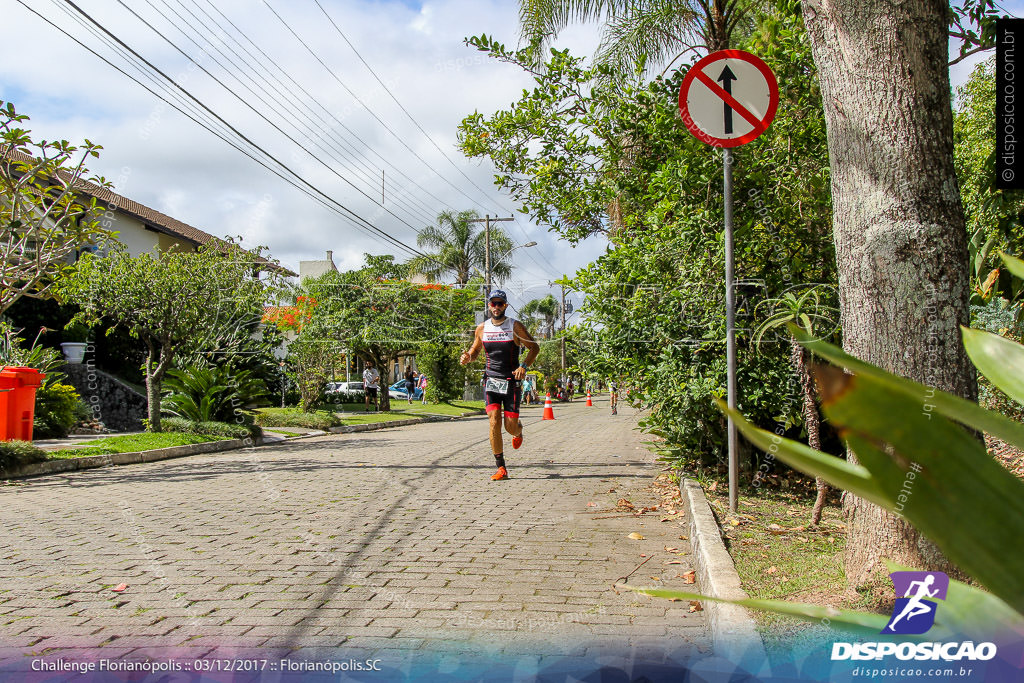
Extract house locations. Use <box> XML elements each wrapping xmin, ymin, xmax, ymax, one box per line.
<box><xmin>298</xmin><ymin>250</ymin><xmax>337</xmax><ymax>279</ymax></box>
<box><xmin>73</xmin><ymin>178</ymin><xmax>295</xmax><ymax>277</ymax></box>
<box><xmin>2</xmin><ymin>148</ymin><xmax>295</xmax><ymax>276</ymax></box>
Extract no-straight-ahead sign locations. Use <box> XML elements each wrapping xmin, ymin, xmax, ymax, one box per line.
<box><xmin>679</xmin><ymin>50</ymin><xmax>778</xmax><ymax>148</ymax></box>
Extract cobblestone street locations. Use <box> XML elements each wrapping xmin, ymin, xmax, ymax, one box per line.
<box><xmin>0</xmin><ymin>399</ymin><xmax>708</xmax><ymax>674</ymax></box>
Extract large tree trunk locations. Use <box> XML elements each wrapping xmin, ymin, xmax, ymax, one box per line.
<box><xmin>378</xmin><ymin>355</ymin><xmax>393</xmax><ymax>412</ymax></box>
<box><xmin>801</xmin><ymin>1</ymin><xmax>977</xmax><ymax>591</ymax></box>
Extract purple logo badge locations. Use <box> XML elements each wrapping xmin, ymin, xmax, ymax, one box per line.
<box><xmin>882</xmin><ymin>571</ymin><xmax>949</xmax><ymax>635</ymax></box>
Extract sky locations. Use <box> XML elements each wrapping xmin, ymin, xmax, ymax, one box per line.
<box><xmin>1</xmin><ymin>0</ymin><xmax>1021</xmax><ymax>316</ymax></box>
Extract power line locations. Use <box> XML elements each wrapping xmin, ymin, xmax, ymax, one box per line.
<box><xmin>167</xmin><ymin>0</ymin><xmax>448</xmax><ymax>228</ymax></box>
<box><xmin>111</xmin><ymin>0</ymin><xmax>432</xmax><ymax>242</ymax></box>
<box><xmin>310</xmin><ymin>0</ymin><xmax>515</xmax><ymax>216</ymax></box>
<box><xmin>46</xmin><ymin>0</ymin><xmax>434</xmax><ymax>259</ymax></box>
<box><xmin>260</xmin><ymin>0</ymin><xmax>505</xmax><ymax>216</ymax></box>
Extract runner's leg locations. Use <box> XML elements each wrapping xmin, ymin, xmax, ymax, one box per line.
<box><xmin>507</xmin><ymin>382</ymin><xmax>524</xmax><ymax>440</ymax></box>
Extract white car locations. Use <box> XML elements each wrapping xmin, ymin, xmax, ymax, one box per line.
<box><xmin>325</xmin><ymin>381</ymin><xmax>364</xmax><ymax>398</ymax></box>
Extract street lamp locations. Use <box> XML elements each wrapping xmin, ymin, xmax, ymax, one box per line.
<box><xmin>478</xmin><ymin>240</ymin><xmax>538</xmax><ymax>311</ymax></box>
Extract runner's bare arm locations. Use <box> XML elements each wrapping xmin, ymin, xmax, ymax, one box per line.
<box><xmin>460</xmin><ymin>324</ymin><xmax>485</xmax><ymax>365</ymax></box>
<box><xmin>512</xmin><ymin>321</ymin><xmax>540</xmax><ymax>379</ymax></box>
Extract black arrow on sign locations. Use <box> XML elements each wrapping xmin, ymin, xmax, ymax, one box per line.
<box><xmin>717</xmin><ymin>65</ymin><xmax>737</xmax><ymax>134</ymax></box>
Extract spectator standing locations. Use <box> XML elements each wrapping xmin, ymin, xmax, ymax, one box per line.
<box><xmin>418</xmin><ymin>372</ymin><xmax>428</xmax><ymax>404</ymax></box>
<box><xmin>363</xmin><ymin>361</ymin><xmax>380</xmax><ymax>412</ymax></box>
<box><xmin>404</xmin><ymin>366</ymin><xmax>416</xmax><ymax>404</ymax></box>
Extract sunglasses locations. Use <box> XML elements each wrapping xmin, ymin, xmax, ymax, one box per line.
<box><xmin>489</xmin><ymin>300</ymin><xmax>507</xmax><ymax>307</ymax></box>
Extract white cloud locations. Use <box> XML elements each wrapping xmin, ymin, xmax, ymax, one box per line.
<box><xmin>0</xmin><ymin>0</ymin><xmax>609</xmax><ymax>294</ymax></box>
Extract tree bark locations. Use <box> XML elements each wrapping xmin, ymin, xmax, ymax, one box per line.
<box><xmin>378</xmin><ymin>354</ymin><xmax>392</xmax><ymax>412</ymax></box>
<box><xmin>801</xmin><ymin>0</ymin><xmax>976</xmax><ymax>590</ymax></box>
<box><xmin>144</xmin><ymin>340</ymin><xmax>173</xmax><ymax>432</ymax></box>
<box><xmin>792</xmin><ymin>340</ymin><xmax>828</xmax><ymax>526</ymax></box>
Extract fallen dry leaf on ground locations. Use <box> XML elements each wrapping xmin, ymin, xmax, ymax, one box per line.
<box><xmin>689</xmin><ymin>601</ymin><xmax>703</xmax><ymax>612</ymax></box>
<box><xmin>111</xmin><ymin>584</ymin><xmax>128</xmax><ymax>592</ymax></box>
<box><xmin>664</xmin><ymin>546</ymin><xmax>678</xmax><ymax>552</ymax></box>
<box><xmin>664</xmin><ymin>560</ymin><xmax>683</xmax><ymax>565</ymax></box>
<box><xmin>681</xmin><ymin>570</ymin><xmax>696</xmax><ymax>584</ymax></box>
<box><xmin>628</xmin><ymin>532</ymin><xmax>645</xmax><ymax>540</ymax></box>
<box><xmin>766</xmin><ymin>566</ymin><xmax>778</xmax><ymax>575</ymax></box>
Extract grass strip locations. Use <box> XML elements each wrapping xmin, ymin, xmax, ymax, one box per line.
<box><xmin>47</xmin><ymin>432</ymin><xmax>223</xmax><ymax>460</ymax></box>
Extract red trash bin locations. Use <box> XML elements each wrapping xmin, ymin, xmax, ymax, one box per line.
<box><xmin>0</xmin><ymin>367</ymin><xmax>46</xmax><ymax>442</ymax></box>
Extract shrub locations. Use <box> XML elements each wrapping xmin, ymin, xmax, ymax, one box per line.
<box><xmin>33</xmin><ymin>382</ymin><xmax>88</xmax><ymax>439</ymax></box>
<box><xmin>160</xmin><ymin>416</ymin><xmax>261</xmax><ymax>440</ymax></box>
<box><xmin>0</xmin><ymin>440</ymin><xmax>47</xmax><ymax>472</ymax></box>
<box><xmin>163</xmin><ymin>363</ymin><xmax>267</xmax><ymax>424</ymax></box>
<box><xmin>254</xmin><ymin>408</ymin><xmax>341</xmax><ymax>430</ymax></box>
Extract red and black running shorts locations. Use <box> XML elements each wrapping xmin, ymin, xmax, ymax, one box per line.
<box><xmin>485</xmin><ymin>377</ymin><xmax>521</xmax><ymax>419</ymax></box>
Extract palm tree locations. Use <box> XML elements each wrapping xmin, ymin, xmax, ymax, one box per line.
<box><xmin>407</xmin><ymin>210</ymin><xmax>515</xmax><ymax>287</ymax></box>
<box><xmin>521</xmin><ymin>295</ymin><xmax>560</xmax><ymax>338</ymax></box>
<box><xmin>519</xmin><ymin>0</ymin><xmax>748</xmax><ymax>75</ymax></box>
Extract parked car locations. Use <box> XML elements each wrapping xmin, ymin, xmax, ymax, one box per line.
<box><xmin>388</xmin><ymin>380</ymin><xmax>423</xmax><ymax>400</ymax></box>
<box><xmin>325</xmin><ymin>381</ymin><xmax>364</xmax><ymax>398</ymax></box>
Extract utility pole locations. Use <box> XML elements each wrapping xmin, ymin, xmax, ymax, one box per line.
<box><xmin>468</xmin><ymin>215</ymin><xmax>514</xmax><ymax>310</ymax></box>
<box><xmin>549</xmin><ymin>282</ymin><xmax>573</xmax><ymax>380</ymax></box>
<box><xmin>560</xmin><ymin>285</ymin><xmax>567</xmax><ymax>377</ymax></box>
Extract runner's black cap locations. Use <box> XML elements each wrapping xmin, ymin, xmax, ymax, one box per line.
<box><xmin>489</xmin><ymin>290</ymin><xmax>508</xmax><ymax>303</ymax></box>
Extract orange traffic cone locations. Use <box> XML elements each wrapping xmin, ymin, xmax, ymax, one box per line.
<box><xmin>586</xmin><ymin>392</ymin><xmax>593</xmax><ymax>407</ymax></box>
<box><xmin>542</xmin><ymin>394</ymin><xmax>555</xmax><ymax>420</ymax></box>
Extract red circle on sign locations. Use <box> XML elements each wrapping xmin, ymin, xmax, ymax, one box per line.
<box><xmin>679</xmin><ymin>49</ymin><xmax>778</xmax><ymax>148</ymax></box>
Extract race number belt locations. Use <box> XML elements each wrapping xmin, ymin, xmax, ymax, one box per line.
<box><xmin>485</xmin><ymin>377</ymin><xmax>510</xmax><ymax>395</ymax></box>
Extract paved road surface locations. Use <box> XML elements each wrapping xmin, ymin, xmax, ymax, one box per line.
<box><xmin>0</xmin><ymin>398</ymin><xmax>708</xmax><ymax>675</ymax></box>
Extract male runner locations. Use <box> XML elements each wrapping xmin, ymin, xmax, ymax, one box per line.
<box><xmin>460</xmin><ymin>290</ymin><xmax>540</xmax><ymax>480</ymax></box>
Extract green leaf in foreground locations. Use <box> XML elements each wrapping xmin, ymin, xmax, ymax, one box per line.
<box><xmin>962</xmin><ymin>326</ymin><xmax>1024</xmax><ymax>405</ymax></box>
<box><xmin>629</xmin><ymin>561</ymin><xmax>1024</xmax><ymax>639</ymax></box>
<box><xmin>791</xmin><ymin>328</ymin><xmax>1024</xmax><ymax>450</ymax></box>
<box><xmin>998</xmin><ymin>250</ymin><xmax>1024</xmax><ymax>280</ymax></box>
<box><xmin>721</xmin><ymin>334</ymin><xmax>1024</xmax><ymax>614</ymax></box>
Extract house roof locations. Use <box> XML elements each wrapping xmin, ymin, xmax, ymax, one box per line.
<box><xmin>3</xmin><ymin>148</ymin><xmax>297</xmax><ymax>276</ymax></box>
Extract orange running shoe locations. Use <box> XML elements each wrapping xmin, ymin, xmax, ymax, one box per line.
<box><xmin>491</xmin><ymin>466</ymin><xmax>509</xmax><ymax>480</ymax></box>
<box><xmin>512</xmin><ymin>432</ymin><xmax>524</xmax><ymax>450</ymax></box>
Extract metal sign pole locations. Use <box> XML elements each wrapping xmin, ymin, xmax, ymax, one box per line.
<box><xmin>724</xmin><ymin>147</ymin><xmax>738</xmax><ymax>513</ymax></box>
<box><xmin>679</xmin><ymin>50</ymin><xmax>777</xmax><ymax>515</ymax></box>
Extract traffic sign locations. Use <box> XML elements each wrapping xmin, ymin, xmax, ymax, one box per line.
<box><xmin>679</xmin><ymin>50</ymin><xmax>778</xmax><ymax>148</ymax></box>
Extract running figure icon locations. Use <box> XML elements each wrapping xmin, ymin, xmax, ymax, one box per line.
<box><xmin>886</xmin><ymin>574</ymin><xmax>940</xmax><ymax>633</ymax></box>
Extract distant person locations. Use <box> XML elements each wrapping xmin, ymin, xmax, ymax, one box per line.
<box><xmin>404</xmin><ymin>366</ymin><xmax>416</xmax><ymax>404</ymax></box>
<box><xmin>522</xmin><ymin>374</ymin><xmax>534</xmax><ymax>406</ymax></box>
<box><xmin>609</xmin><ymin>379</ymin><xmax>618</xmax><ymax>416</ymax></box>
<box><xmin>418</xmin><ymin>372</ymin><xmax>428</xmax><ymax>404</ymax></box>
<box><xmin>566</xmin><ymin>379</ymin><xmax>574</xmax><ymax>402</ymax></box>
<box><xmin>363</xmin><ymin>360</ymin><xmax>380</xmax><ymax>412</ymax></box>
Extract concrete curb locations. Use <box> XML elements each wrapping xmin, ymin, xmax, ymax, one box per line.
<box><xmin>329</xmin><ymin>418</ymin><xmax>426</xmax><ymax>434</ymax></box>
<box><xmin>680</xmin><ymin>477</ymin><xmax>766</xmax><ymax>661</ymax></box>
<box><xmin>2</xmin><ymin>436</ymin><xmax>259</xmax><ymax>480</ymax></box>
